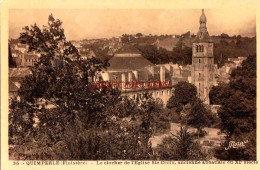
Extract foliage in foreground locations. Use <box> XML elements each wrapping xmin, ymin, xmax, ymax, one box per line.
<box><xmin>213</xmin><ymin>55</ymin><xmax>256</xmax><ymax>160</ymax></box>
<box><xmin>155</xmin><ymin>126</ymin><xmax>209</xmax><ymax>160</ymax></box>
<box><xmin>167</xmin><ymin>81</ymin><xmax>213</xmax><ymax>137</ymax></box>
<box><xmin>9</xmin><ymin>14</ymin><xmax>160</xmax><ymax>160</ymax></box>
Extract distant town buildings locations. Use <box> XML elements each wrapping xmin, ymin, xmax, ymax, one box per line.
<box><xmin>9</xmin><ymin>10</ymin><xmax>247</xmax><ymax>104</ymax></box>
<box><xmin>100</xmin><ymin>9</ymin><xmax>246</xmax><ymax>105</ymax></box>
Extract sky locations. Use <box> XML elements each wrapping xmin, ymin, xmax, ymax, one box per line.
<box><xmin>9</xmin><ymin>9</ymin><xmax>256</xmax><ymax>41</ymax></box>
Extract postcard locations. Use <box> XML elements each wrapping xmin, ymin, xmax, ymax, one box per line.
<box><xmin>1</xmin><ymin>0</ymin><xmax>259</xmax><ymax>170</ymax></box>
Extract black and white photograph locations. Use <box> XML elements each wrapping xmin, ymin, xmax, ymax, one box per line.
<box><xmin>7</xmin><ymin>7</ymin><xmax>256</xmax><ymax>161</ymax></box>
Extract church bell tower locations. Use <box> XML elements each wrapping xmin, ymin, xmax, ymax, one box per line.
<box><xmin>191</xmin><ymin>9</ymin><xmax>215</xmax><ymax>104</ymax></box>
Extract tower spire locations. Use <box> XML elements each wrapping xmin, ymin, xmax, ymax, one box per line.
<box><xmin>194</xmin><ymin>9</ymin><xmax>211</xmax><ymax>43</ymax></box>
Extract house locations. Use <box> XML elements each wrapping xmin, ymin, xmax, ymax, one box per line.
<box><xmin>9</xmin><ymin>80</ymin><xmax>19</xmax><ymax>101</ymax></box>
<box><xmin>21</xmin><ymin>53</ymin><xmax>40</xmax><ymax>67</ymax></box>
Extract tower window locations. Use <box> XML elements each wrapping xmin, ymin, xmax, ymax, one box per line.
<box><xmin>199</xmin><ymin>59</ymin><xmax>201</xmax><ymax>63</ymax></box>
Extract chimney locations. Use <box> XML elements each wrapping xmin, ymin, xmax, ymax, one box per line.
<box><xmin>150</xmin><ymin>66</ymin><xmax>154</xmax><ymax>76</ymax></box>
<box><xmin>128</xmin><ymin>72</ymin><xmax>132</xmax><ymax>82</ymax></box>
<box><xmin>133</xmin><ymin>71</ymin><xmax>138</xmax><ymax>80</ymax></box>
<box><xmin>121</xmin><ymin>73</ymin><xmax>126</xmax><ymax>90</ymax></box>
<box><xmin>160</xmin><ymin>66</ymin><xmax>165</xmax><ymax>82</ymax></box>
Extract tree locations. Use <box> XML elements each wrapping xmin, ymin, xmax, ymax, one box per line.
<box><xmin>220</xmin><ymin>33</ymin><xmax>230</xmax><ymax>38</ymax></box>
<box><xmin>209</xmin><ymin>82</ymin><xmax>229</xmax><ymax>105</ymax></box>
<box><xmin>167</xmin><ymin>81</ymin><xmax>197</xmax><ymax>112</ymax></box>
<box><xmin>135</xmin><ymin>40</ymin><xmax>192</xmax><ymax>66</ymax></box>
<box><xmin>171</xmin><ymin>38</ymin><xmax>192</xmax><ymax>65</ymax></box>
<box><xmin>186</xmin><ymin>99</ymin><xmax>211</xmax><ymax>138</ymax></box>
<box><xmin>214</xmin><ymin>55</ymin><xmax>256</xmax><ymax>160</ymax></box>
<box><xmin>9</xmin><ymin>44</ymin><xmax>17</xmax><ymax>68</ymax></box>
<box><xmin>9</xmin><ymin>14</ymin><xmax>157</xmax><ymax>160</ymax></box>
<box><xmin>155</xmin><ymin>126</ymin><xmax>208</xmax><ymax>160</ymax></box>
<box><xmin>167</xmin><ymin>81</ymin><xmax>212</xmax><ymax>137</ymax></box>
<box><xmin>135</xmin><ymin>44</ymin><xmax>172</xmax><ymax>64</ymax></box>
<box><xmin>136</xmin><ymin>33</ymin><xmax>143</xmax><ymax>37</ymax></box>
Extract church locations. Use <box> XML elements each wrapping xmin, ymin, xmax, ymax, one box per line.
<box><xmin>191</xmin><ymin>9</ymin><xmax>216</xmax><ymax>104</ymax></box>
<box><xmin>101</xmin><ymin>9</ymin><xmax>216</xmax><ymax>105</ymax></box>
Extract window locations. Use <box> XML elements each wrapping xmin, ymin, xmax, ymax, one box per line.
<box><xmin>199</xmin><ymin>59</ymin><xmax>201</xmax><ymax>63</ymax></box>
<box><xmin>202</xmin><ymin>45</ymin><xmax>204</xmax><ymax>52</ymax></box>
<box><xmin>199</xmin><ymin>73</ymin><xmax>201</xmax><ymax>77</ymax></box>
<box><xmin>161</xmin><ymin>91</ymin><xmax>164</xmax><ymax>96</ymax></box>
<box><xmin>157</xmin><ymin>91</ymin><xmax>159</xmax><ymax>96</ymax></box>
<box><xmin>196</xmin><ymin>45</ymin><xmax>198</xmax><ymax>52</ymax></box>
<box><xmin>199</xmin><ymin>83</ymin><xmax>200</xmax><ymax>87</ymax></box>
<box><xmin>167</xmin><ymin>90</ymin><xmax>170</xmax><ymax>95</ymax></box>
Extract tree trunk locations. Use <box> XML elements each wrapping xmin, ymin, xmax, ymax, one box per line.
<box><xmin>197</xmin><ymin>128</ymin><xmax>200</xmax><ymax>139</ymax></box>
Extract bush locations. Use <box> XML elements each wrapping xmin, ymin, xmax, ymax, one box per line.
<box><xmin>191</xmin><ymin>129</ymin><xmax>207</xmax><ymax>138</ymax></box>
<box><xmin>152</xmin><ymin>108</ymin><xmax>171</xmax><ymax>135</ymax></box>
<box><xmin>168</xmin><ymin>109</ymin><xmax>181</xmax><ymax>123</ymax></box>
<box><xmin>155</xmin><ymin>126</ymin><xmax>209</xmax><ymax>160</ymax></box>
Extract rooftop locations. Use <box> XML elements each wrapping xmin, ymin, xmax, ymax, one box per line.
<box><xmin>115</xmin><ymin>44</ymin><xmax>141</xmax><ymax>54</ymax></box>
<box><xmin>9</xmin><ymin>80</ymin><xmax>19</xmax><ymax>92</ymax></box>
<box><xmin>24</xmin><ymin>54</ymin><xmax>39</xmax><ymax>60</ymax></box>
<box><xmin>108</xmin><ymin>56</ymin><xmax>154</xmax><ymax>71</ymax></box>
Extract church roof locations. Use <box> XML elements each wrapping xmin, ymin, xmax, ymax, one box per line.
<box><xmin>115</xmin><ymin>44</ymin><xmax>141</xmax><ymax>54</ymax></box>
<box><xmin>107</xmin><ymin>55</ymin><xmax>154</xmax><ymax>71</ymax></box>
<box><xmin>107</xmin><ymin>44</ymin><xmax>154</xmax><ymax>71</ymax></box>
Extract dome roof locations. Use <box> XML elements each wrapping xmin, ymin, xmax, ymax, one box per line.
<box><xmin>200</xmin><ymin>9</ymin><xmax>207</xmax><ymax>23</ymax></box>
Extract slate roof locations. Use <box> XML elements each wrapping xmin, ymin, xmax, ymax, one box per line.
<box><xmin>115</xmin><ymin>44</ymin><xmax>141</xmax><ymax>54</ymax></box>
<box><xmin>108</xmin><ymin>56</ymin><xmax>154</xmax><ymax>71</ymax></box>
<box><xmin>9</xmin><ymin>80</ymin><xmax>19</xmax><ymax>92</ymax></box>
<box><xmin>12</xmin><ymin>49</ymin><xmax>23</xmax><ymax>54</ymax></box>
<box><xmin>108</xmin><ymin>45</ymin><xmax>154</xmax><ymax>71</ymax></box>
<box><xmin>17</xmin><ymin>44</ymin><xmax>27</xmax><ymax>48</ymax></box>
<box><xmin>9</xmin><ymin>68</ymin><xmax>31</xmax><ymax>77</ymax></box>
<box><xmin>24</xmin><ymin>54</ymin><xmax>39</xmax><ymax>60</ymax></box>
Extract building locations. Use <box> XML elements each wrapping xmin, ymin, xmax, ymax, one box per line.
<box><xmin>9</xmin><ymin>80</ymin><xmax>19</xmax><ymax>101</ymax></box>
<box><xmin>101</xmin><ymin>44</ymin><xmax>189</xmax><ymax>105</ymax></box>
<box><xmin>9</xmin><ymin>68</ymin><xmax>31</xmax><ymax>101</ymax></box>
<box><xmin>21</xmin><ymin>53</ymin><xmax>40</xmax><ymax>67</ymax></box>
<box><xmin>191</xmin><ymin>9</ymin><xmax>216</xmax><ymax>104</ymax></box>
